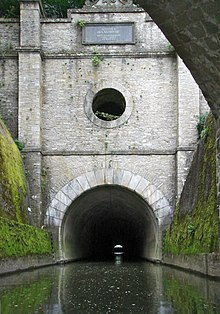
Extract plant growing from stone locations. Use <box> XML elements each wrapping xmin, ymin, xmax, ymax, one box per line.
<box><xmin>95</xmin><ymin>111</ymin><xmax>119</xmax><ymax>121</ymax></box>
<box><xmin>14</xmin><ymin>139</ymin><xmax>25</xmax><ymax>151</ymax></box>
<box><xmin>91</xmin><ymin>49</ymin><xmax>102</xmax><ymax>67</ymax></box>
<box><xmin>196</xmin><ymin>112</ymin><xmax>209</xmax><ymax>139</ymax></box>
<box><xmin>77</xmin><ymin>19</ymin><xmax>85</xmax><ymax>27</ymax></box>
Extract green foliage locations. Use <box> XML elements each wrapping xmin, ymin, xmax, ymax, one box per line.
<box><xmin>0</xmin><ymin>276</ymin><xmax>53</xmax><ymax>314</ymax></box>
<box><xmin>14</xmin><ymin>139</ymin><xmax>25</xmax><ymax>151</ymax></box>
<box><xmin>77</xmin><ymin>18</ymin><xmax>86</xmax><ymax>27</ymax></box>
<box><xmin>0</xmin><ymin>217</ymin><xmax>52</xmax><ymax>257</ymax></box>
<box><xmin>164</xmin><ymin>114</ymin><xmax>219</xmax><ymax>255</ymax></box>
<box><xmin>0</xmin><ymin>0</ymin><xmax>85</xmax><ymax>18</ymax></box>
<box><xmin>95</xmin><ymin>111</ymin><xmax>120</xmax><ymax>121</ymax></box>
<box><xmin>187</xmin><ymin>222</ymin><xmax>195</xmax><ymax>235</ymax></box>
<box><xmin>42</xmin><ymin>0</ymin><xmax>85</xmax><ymax>18</ymax></box>
<box><xmin>0</xmin><ymin>119</ymin><xmax>27</xmax><ymax>223</ymax></box>
<box><xmin>196</xmin><ymin>112</ymin><xmax>209</xmax><ymax>139</ymax></box>
<box><xmin>91</xmin><ymin>50</ymin><xmax>102</xmax><ymax>67</ymax></box>
<box><xmin>0</xmin><ymin>0</ymin><xmax>19</xmax><ymax>18</ymax></box>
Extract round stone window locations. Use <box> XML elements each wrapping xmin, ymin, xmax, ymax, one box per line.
<box><xmin>84</xmin><ymin>85</ymin><xmax>133</xmax><ymax>129</ymax></box>
<box><xmin>92</xmin><ymin>88</ymin><xmax>126</xmax><ymax>121</ymax></box>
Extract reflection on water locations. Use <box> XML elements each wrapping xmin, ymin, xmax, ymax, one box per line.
<box><xmin>0</xmin><ymin>261</ymin><xmax>220</xmax><ymax>313</ymax></box>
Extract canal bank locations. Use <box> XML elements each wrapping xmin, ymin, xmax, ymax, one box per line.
<box><xmin>0</xmin><ymin>255</ymin><xmax>54</xmax><ymax>276</ymax></box>
<box><xmin>0</xmin><ymin>216</ymin><xmax>54</xmax><ymax>275</ymax></box>
<box><xmin>163</xmin><ymin>253</ymin><xmax>220</xmax><ymax>279</ymax></box>
<box><xmin>1</xmin><ymin>253</ymin><xmax>220</xmax><ymax>279</ymax></box>
<box><xmin>1</xmin><ymin>261</ymin><xmax>220</xmax><ymax>313</ymax></box>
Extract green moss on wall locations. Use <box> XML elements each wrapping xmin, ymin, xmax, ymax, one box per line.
<box><xmin>0</xmin><ymin>118</ymin><xmax>27</xmax><ymax>223</ymax></box>
<box><xmin>0</xmin><ymin>217</ymin><xmax>52</xmax><ymax>258</ymax></box>
<box><xmin>164</xmin><ymin>113</ymin><xmax>219</xmax><ymax>254</ymax></box>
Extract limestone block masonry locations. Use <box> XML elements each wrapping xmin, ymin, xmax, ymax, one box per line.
<box><xmin>0</xmin><ymin>0</ymin><xmax>209</xmax><ymax>261</ymax></box>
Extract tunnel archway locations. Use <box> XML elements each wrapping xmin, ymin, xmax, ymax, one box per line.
<box><xmin>62</xmin><ymin>185</ymin><xmax>158</xmax><ymax>261</ymax></box>
<box><xmin>46</xmin><ymin>169</ymin><xmax>173</xmax><ymax>262</ymax></box>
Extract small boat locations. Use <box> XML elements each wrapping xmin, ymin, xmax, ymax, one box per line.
<box><xmin>113</xmin><ymin>244</ymin><xmax>124</xmax><ymax>255</ymax></box>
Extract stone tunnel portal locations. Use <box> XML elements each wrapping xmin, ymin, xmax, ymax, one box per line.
<box><xmin>62</xmin><ymin>185</ymin><xmax>160</xmax><ymax>261</ymax></box>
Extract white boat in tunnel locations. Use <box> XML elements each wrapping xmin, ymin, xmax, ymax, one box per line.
<box><xmin>113</xmin><ymin>244</ymin><xmax>124</xmax><ymax>256</ymax></box>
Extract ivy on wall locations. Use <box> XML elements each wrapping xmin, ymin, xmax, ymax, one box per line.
<box><xmin>0</xmin><ymin>119</ymin><xmax>52</xmax><ymax>259</ymax></box>
<box><xmin>164</xmin><ymin>113</ymin><xmax>219</xmax><ymax>255</ymax></box>
<box><xmin>0</xmin><ymin>118</ymin><xmax>27</xmax><ymax>223</ymax></box>
<box><xmin>0</xmin><ymin>217</ymin><xmax>52</xmax><ymax>257</ymax></box>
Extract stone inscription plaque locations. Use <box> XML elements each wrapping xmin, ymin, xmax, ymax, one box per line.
<box><xmin>82</xmin><ymin>23</ymin><xmax>135</xmax><ymax>45</ymax></box>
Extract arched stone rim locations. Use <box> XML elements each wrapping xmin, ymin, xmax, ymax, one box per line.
<box><xmin>45</xmin><ymin>168</ymin><xmax>173</xmax><ymax>229</ymax></box>
<box><xmin>84</xmin><ymin>83</ymin><xmax>133</xmax><ymax>129</ymax></box>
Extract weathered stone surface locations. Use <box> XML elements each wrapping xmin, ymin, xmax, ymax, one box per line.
<box><xmin>76</xmin><ymin>174</ymin><xmax>90</xmax><ymax>191</ymax></box>
<box><xmin>135</xmin><ymin>178</ymin><xmax>150</xmax><ymax>194</ymax></box>
<box><xmin>0</xmin><ymin>0</ymin><xmax>206</xmax><ymax>216</ymax></box>
<box><xmin>70</xmin><ymin>180</ymin><xmax>84</xmax><ymax>196</ymax></box>
<box><xmin>137</xmin><ymin>0</ymin><xmax>220</xmax><ymax>118</ymax></box>
<box><xmin>0</xmin><ymin>59</ymin><xmax>18</xmax><ymax>138</ymax></box>
<box><xmin>62</xmin><ymin>182</ymin><xmax>78</xmax><ymax>200</ymax></box>
<box><xmin>0</xmin><ymin>0</ymin><xmax>213</xmax><ymax>261</ymax></box>
<box><xmin>128</xmin><ymin>173</ymin><xmax>142</xmax><ymax>190</ymax></box>
<box><xmin>0</xmin><ymin>255</ymin><xmax>54</xmax><ymax>275</ymax></box>
<box><xmin>105</xmin><ymin>168</ymin><xmax>114</xmax><ymax>184</ymax></box>
<box><xmin>163</xmin><ymin>253</ymin><xmax>220</xmax><ymax>279</ymax></box>
<box><xmin>121</xmin><ymin>170</ymin><xmax>133</xmax><ymax>187</ymax></box>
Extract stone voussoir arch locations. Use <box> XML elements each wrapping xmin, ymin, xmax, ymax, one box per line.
<box><xmin>45</xmin><ymin>168</ymin><xmax>173</xmax><ymax>228</ymax></box>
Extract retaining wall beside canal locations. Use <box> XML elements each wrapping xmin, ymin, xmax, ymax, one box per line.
<box><xmin>0</xmin><ymin>255</ymin><xmax>54</xmax><ymax>275</ymax></box>
<box><xmin>163</xmin><ymin>253</ymin><xmax>220</xmax><ymax>278</ymax></box>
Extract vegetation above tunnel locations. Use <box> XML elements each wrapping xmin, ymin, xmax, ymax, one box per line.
<box><xmin>0</xmin><ymin>0</ymin><xmax>85</xmax><ymax>18</ymax></box>
<box><xmin>0</xmin><ymin>0</ymin><xmax>139</xmax><ymax>18</ymax></box>
<box><xmin>164</xmin><ymin>113</ymin><xmax>219</xmax><ymax>255</ymax></box>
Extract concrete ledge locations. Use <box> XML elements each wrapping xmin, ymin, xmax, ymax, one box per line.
<box><xmin>163</xmin><ymin>253</ymin><xmax>220</xmax><ymax>279</ymax></box>
<box><xmin>0</xmin><ymin>255</ymin><xmax>54</xmax><ymax>276</ymax></box>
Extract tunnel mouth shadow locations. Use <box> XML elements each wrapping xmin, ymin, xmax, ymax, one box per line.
<box><xmin>62</xmin><ymin>185</ymin><xmax>160</xmax><ymax>262</ymax></box>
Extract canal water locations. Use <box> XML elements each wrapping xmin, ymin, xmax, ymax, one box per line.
<box><xmin>0</xmin><ymin>261</ymin><xmax>220</xmax><ymax>313</ymax></box>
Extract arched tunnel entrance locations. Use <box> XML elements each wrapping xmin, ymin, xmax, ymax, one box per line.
<box><xmin>62</xmin><ymin>185</ymin><xmax>160</xmax><ymax>262</ymax></box>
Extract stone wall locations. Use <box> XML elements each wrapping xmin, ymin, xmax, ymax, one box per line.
<box><xmin>0</xmin><ymin>255</ymin><xmax>54</xmax><ymax>275</ymax></box>
<box><xmin>43</xmin><ymin>155</ymin><xmax>175</xmax><ymax>211</ymax></box>
<box><xmin>164</xmin><ymin>114</ymin><xmax>219</xmax><ymax>255</ymax></box>
<box><xmin>40</xmin><ymin>4</ymin><xmax>208</xmax><ymax>217</ymax></box>
<box><xmin>0</xmin><ymin>0</ymin><xmax>209</xmax><ymax>228</ymax></box>
<box><xmin>137</xmin><ymin>0</ymin><xmax>220</xmax><ymax>118</ymax></box>
<box><xmin>163</xmin><ymin>253</ymin><xmax>220</xmax><ymax>279</ymax></box>
<box><xmin>0</xmin><ymin>20</ymin><xmax>19</xmax><ymax>138</ymax></box>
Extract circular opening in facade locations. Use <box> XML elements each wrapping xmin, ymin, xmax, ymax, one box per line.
<box><xmin>92</xmin><ymin>88</ymin><xmax>126</xmax><ymax>121</ymax></box>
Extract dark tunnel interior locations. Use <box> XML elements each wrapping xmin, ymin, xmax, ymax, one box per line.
<box><xmin>92</xmin><ymin>88</ymin><xmax>126</xmax><ymax>119</ymax></box>
<box><xmin>62</xmin><ymin>185</ymin><xmax>159</xmax><ymax>261</ymax></box>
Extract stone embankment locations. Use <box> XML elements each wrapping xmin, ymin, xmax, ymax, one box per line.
<box><xmin>0</xmin><ymin>119</ymin><xmax>53</xmax><ymax>275</ymax></box>
<box><xmin>163</xmin><ymin>113</ymin><xmax>220</xmax><ymax>278</ymax></box>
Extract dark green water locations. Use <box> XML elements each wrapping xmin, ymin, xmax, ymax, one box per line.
<box><xmin>0</xmin><ymin>261</ymin><xmax>220</xmax><ymax>313</ymax></box>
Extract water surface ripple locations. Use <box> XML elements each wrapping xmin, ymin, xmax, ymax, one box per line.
<box><xmin>0</xmin><ymin>261</ymin><xmax>220</xmax><ymax>313</ymax></box>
